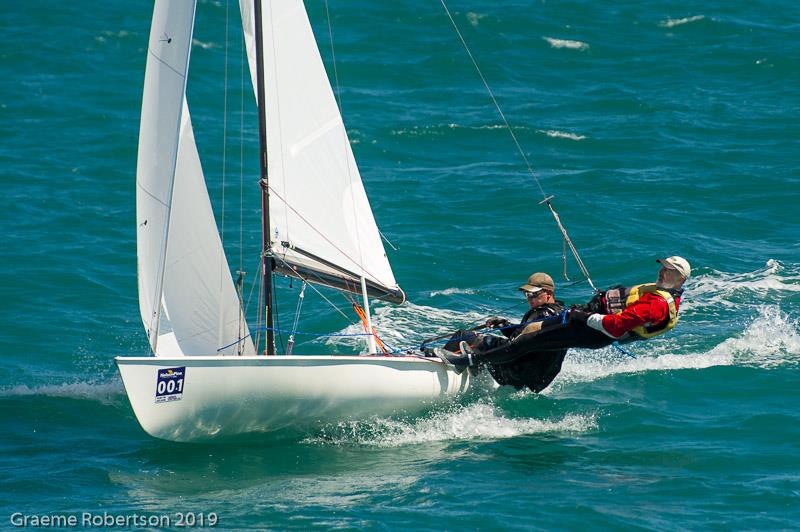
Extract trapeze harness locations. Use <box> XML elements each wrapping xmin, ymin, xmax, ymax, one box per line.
<box><xmin>590</xmin><ymin>283</ymin><xmax>681</xmax><ymax>342</ymax></box>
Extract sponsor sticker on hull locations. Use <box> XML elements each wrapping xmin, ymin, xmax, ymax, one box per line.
<box><xmin>155</xmin><ymin>367</ymin><xmax>185</xmax><ymax>403</ymax></box>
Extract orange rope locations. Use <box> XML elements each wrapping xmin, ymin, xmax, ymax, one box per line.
<box><xmin>352</xmin><ymin>303</ymin><xmax>389</xmax><ymax>354</ymax></box>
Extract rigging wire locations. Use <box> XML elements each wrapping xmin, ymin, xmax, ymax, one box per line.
<box><xmin>438</xmin><ymin>0</ymin><xmax>597</xmax><ymax>290</ymax></box>
<box><xmin>219</xmin><ymin>0</ymin><xmax>233</xmax><ymax>351</ymax></box>
<box><xmin>220</xmin><ymin>0</ymin><xmax>229</xmax><ymax>243</ymax></box>
<box><xmin>238</xmin><ymin>4</ymin><xmax>246</xmax><ymax>350</ymax></box>
<box><xmin>286</xmin><ymin>281</ymin><xmax>307</xmax><ymax>355</ymax></box>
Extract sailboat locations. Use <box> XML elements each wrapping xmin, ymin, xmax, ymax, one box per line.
<box><xmin>115</xmin><ymin>0</ymin><xmax>471</xmax><ymax>442</ymax></box>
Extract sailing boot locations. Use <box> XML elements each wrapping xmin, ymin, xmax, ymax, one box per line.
<box><xmin>433</xmin><ymin>347</ymin><xmax>472</xmax><ymax>375</ymax></box>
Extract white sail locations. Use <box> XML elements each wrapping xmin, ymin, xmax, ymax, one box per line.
<box><xmin>240</xmin><ymin>0</ymin><xmax>403</xmax><ymax>302</ymax></box>
<box><xmin>136</xmin><ymin>0</ymin><xmax>254</xmax><ymax>356</ymax></box>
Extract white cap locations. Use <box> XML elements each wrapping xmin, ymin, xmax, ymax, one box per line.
<box><xmin>657</xmin><ymin>256</ymin><xmax>691</xmax><ymax>279</ymax></box>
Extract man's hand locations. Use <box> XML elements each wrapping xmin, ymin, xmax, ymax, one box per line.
<box><xmin>485</xmin><ymin>316</ymin><xmax>510</xmax><ymax>329</ymax></box>
<box><xmin>568</xmin><ymin>308</ymin><xmax>591</xmax><ymax>324</ymax></box>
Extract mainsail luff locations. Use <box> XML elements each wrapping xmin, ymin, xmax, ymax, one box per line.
<box><xmin>253</xmin><ymin>0</ymin><xmax>275</xmax><ymax>355</ymax></box>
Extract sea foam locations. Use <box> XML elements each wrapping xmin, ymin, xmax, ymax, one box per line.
<box><xmin>680</xmin><ymin>259</ymin><xmax>800</xmax><ymax>312</ymax></box>
<box><xmin>305</xmin><ymin>402</ymin><xmax>595</xmax><ymax>447</ymax></box>
<box><xmin>538</xmin><ymin>129</ymin><xmax>586</xmax><ymax>141</ymax></box>
<box><xmin>324</xmin><ymin>301</ymin><xmax>485</xmax><ymax>352</ymax></box>
<box><xmin>0</xmin><ymin>381</ymin><xmax>123</xmax><ymax>405</ymax></box>
<box><xmin>706</xmin><ymin>305</ymin><xmax>800</xmax><ymax>369</ymax></box>
<box><xmin>430</xmin><ymin>287</ymin><xmax>478</xmax><ymax>297</ymax></box>
<box><xmin>543</xmin><ymin>37</ymin><xmax>589</xmax><ymax>51</ymax></box>
<box><xmin>659</xmin><ymin>15</ymin><xmax>705</xmax><ymax>28</ymax></box>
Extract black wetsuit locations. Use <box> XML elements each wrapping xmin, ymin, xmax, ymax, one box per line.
<box><xmin>444</xmin><ymin>301</ymin><xmax>569</xmax><ymax>393</ymax></box>
<box><xmin>484</xmin><ymin>301</ymin><xmax>567</xmax><ymax>392</ymax></box>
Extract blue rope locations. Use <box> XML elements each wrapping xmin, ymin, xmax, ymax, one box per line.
<box><xmin>612</xmin><ymin>343</ymin><xmax>637</xmax><ymax>359</ymax></box>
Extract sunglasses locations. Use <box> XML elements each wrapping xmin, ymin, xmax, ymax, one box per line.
<box><xmin>524</xmin><ymin>289</ymin><xmax>546</xmax><ymax>299</ymax></box>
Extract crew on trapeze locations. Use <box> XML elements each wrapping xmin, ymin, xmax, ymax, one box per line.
<box><xmin>438</xmin><ymin>272</ymin><xmax>568</xmax><ymax>393</ymax></box>
<box><xmin>434</xmin><ymin>256</ymin><xmax>691</xmax><ymax>378</ymax></box>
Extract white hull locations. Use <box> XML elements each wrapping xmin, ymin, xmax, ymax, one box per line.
<box><xmin>116</xmin><ymin>355</ymin><xmax>470</xmax><ymax>442</ymax></box>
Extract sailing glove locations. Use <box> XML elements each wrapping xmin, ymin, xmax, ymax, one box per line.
<box><xmin>485</xmin><ymin>316</ymin><xmax>510</xmax><ymax>329</ymax></box>
<box><xmin>568</xmin><ymin>308</ymin><xmax>591</xmax><ymax>324</ymax></box>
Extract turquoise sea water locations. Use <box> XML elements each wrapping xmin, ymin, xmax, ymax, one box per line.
<box><xmin>2</xmin><ymin>0</ymin><xmax>800</xmax><ymax>529</ymax></box>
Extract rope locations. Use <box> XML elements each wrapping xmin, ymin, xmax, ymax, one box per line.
<box><xmin>543</xmin><ymin>199</ymin><xmax>597</xmax><ymax>291</ymax></box>
<box><xmin>286</xmin><ymin>281</ymin><xmax>306</xmax><ymax>355</ymax></box>
<box><xmin>612</xmin><ymin>343</ymin><xmax>637</xmax><ymax>359</ymax></box>
<box><xmin>438</xmin><ymin>1</ymin><xmax>596</xmax><ymax>290</ymax></box>
<box><xmin>353</xmin><ymin>302</ymin><xmax>389</xmax><ymax>354</ymax></box>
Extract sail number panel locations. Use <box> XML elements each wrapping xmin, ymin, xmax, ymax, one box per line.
<box><xmin>155</xmin><ymin>366</ymin><xmax>186</xmax><ymax>404</ymax></box>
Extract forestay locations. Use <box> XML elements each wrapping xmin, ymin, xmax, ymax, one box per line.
<box><xmin>136</xmin><ymin>0</ymin><xmax>254</xmax><ymax>356</ymax></box>
<box><xmin>239</xmin><ymin>0</ymin><xmax>404</xmax><ymax>303</ymax></box>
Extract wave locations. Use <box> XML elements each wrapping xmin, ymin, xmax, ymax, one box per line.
<box><xmin>324</xmin><ymin>301</ymin><xmax>485</xmax><ymax>352</ymax></box>
<box><xmin>389</xmin><ymin>123</ymin><xmax>524</xmax><ymax>137</ymax></box>
<box><xmin>659</xmin><ymin>15</ymin><xmax>705</xmax><ymax>28</ymax></box>
<box><xmin>430</xmin><ymin>287</ymin><xmax>477</xmax><ymax>297</ymax></box>
<box><xmin>681</xmin><ymin>259</ymin><xmax>800</xmax><ymax>312</ymax></box>
<box><xmin>552</xmin><ymin>344</ymin><xmax>732</xmax><ymax>390</ymax></box>
<box><xmin>466</xmin><ymin>12</ymin><xmax>487</xmax><ymax>28</ymax></box>
<box><xmin>0</xmin><ymin>381</ymin><xmax>123</xmax><ymax>405</ymax></box>
<box><xmin>538</xmin><ymin>129</ymin><xmax>586</xmax><ymax>141</ymax></box>
<box><xmin>542</xmin><ymin>37</ymin><xmax>589</xmax><ymax>51</ymax></box>
<box><xmin>549</xmin><ymin>303</ymin><xmax>799</xmax><ymax>390</ymax></box>
<box><xmin>707</xmin><ymin>305</ymin><xmax>800</xmax><ymax>369</ymax></box>
<box><xmin>304</xmin><ymin>402</ymin><xmax>595</xmax><ymax>447</ymax></box>
<box><xmin>192</xmin><ymin>39</ymin><xmax>217</xmax><ymax>50</ymax></box>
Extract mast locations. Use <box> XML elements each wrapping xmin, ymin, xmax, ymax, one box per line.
<box><xmin>253</xmin><ymin>0</ymin><xmax>275</xmax><ymax>355</ymax></box>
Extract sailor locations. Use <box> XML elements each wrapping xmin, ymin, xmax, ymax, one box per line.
<box><xmin>435</xmin><ymin>256</ymin><xmax>691</xmax><ymax>372</ymax></box>
<box><xmin>482</xmin><ymin>273</ymin><xmax>569</xmax><ymax>392</ymax></box>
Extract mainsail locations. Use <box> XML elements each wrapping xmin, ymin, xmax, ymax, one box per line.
<box><xmin>136</xmin><ymin>0</ymin><xmax>254</xmax><ymax>356</ymax></box>
<box><xmin>240</xmin><ymin>0</ymin><xmax>405</xmax><ymax>304</ymax></box>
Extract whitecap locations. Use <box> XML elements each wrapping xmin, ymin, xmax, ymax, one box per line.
<box><xmin>680</xmin><ymin>259</ymin><xmax>800</xmax><ymax>312</ymax></box>
<box><xmin>543</xmin><ymin>37</ymin><xmax>589</xmax><ymax>51</ymax></box>
<box><xmin>706</xmin><ymin>305</ymin><xmax>800</xmax><ymax>369</ymax></box>
<box><xmin>323</xmin><ymin>301</ymin><xmax>485</xmax><ymax>352</ymax></box>
<box><xmin>659</xmin><ymin>15</ymin><xmax>705</xmax><ymax>28</ymax></box>
<box><xmin>430</xmin><ymin>287</ymin><xmax>477</xmax><ymax>297</ymax></box>
<box><xmin>305</xmin><ymin>402</ymin><xmax>595</xmax><ymax>446</ymax></box>
<box><xmin>549</xmin><ymin>302</ymin><xmax>799</xmax><ymax>389</ymax></box>
<box><xmin>192</xmin><ymin>39</ymin><xmax>217</xmax><ymax>50</ymax></box>
<box><xmin>466</xmin><ymin>12</ymin><xmax>487</xmax><ymax>28</ymax></box>
<box><xmin>538</xmin><ymin>129</ymin><xmax>586</xmax><ymax>141</ymax></box>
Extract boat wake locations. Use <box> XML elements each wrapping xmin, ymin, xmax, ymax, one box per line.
<box><xmin>707</xmin><ymin>305</ymin><xmax>800</xmax><ymax>369</ymax></box>
<box><xmin>324</xmin><ymin>301</ymin><xmax>487</xmax><ymax>352</ymax></box>
<box><xmin>550</xmin><ymin>303</ymin><xmax>799</xmax><ymax>391</ymax></box>
<box><xmin>304</xmin><ymin>402</ymin><xmax>595</xmax><ymax>447</ymax></box>
<box><xmin>0</xmin><ymin>381</ymin><xmax>124</xmax><ymax>405</ymax></box>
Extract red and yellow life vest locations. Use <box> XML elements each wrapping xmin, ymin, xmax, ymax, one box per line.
<box><xmin>604</xmin><ymin>283</ymin><xmax>679</xmax><ymax>339</ymax></box>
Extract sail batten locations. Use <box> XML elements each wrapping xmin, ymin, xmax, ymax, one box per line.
<box><xmin>240</xmin><ymin>0</ymin><xmax>402</xmax><ymax>302</ymax></box>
